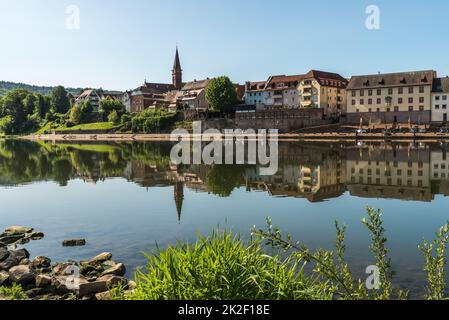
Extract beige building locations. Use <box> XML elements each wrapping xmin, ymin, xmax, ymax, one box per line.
<box><xmin>346</xmin><ymin>145</ymin><xmax>432</xmax><ymax>201</ymax></box>
<box><xmin>298</xmin><ymin>70</ymin><xmax>348</xmax><ymax>119</ymax></box>
<box><xmin>431</xmin><ymin>77</ymin><xmax>449</xmax><ymax>123</ymax></box>
<box><xmin>346</xmin><ymin>70</ymin><xmax>436</xmax><ymax>125</ymax></box>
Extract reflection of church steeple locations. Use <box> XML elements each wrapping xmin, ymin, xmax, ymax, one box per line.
<box><xmin>174</xmin><ymin>182</ymin><xmax>184</xmax><ymax>222</ymax></box>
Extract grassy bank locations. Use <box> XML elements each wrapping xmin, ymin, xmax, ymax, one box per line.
<box><xmin>115</xmin><ymin>208</ymin><xmax>449</xmax><ymax>301</ymax></box>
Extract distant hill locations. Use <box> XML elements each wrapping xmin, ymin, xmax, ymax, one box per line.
<box><xmin>0</xmin><ymin>81</ymin><xmax>85</xmax><ymax>97</ymax></box>
<box><xmin>0</xmin><ymin>81</ymin><xmax>84</xmax><ymax>97</ymax></box>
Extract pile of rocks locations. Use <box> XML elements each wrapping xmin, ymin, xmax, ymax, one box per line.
<box><xmin>0</xmin><ymin>226</ymin><xmax>135</xmax><ymax>300</ymax></box>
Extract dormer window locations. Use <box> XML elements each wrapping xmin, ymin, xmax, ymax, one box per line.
<box><xmin>400</xmin><ymin>78</ymin><xmax>407</xmax><ymax>84</ymax></box>
<box><xmin>363</xmin><ymin>80</ymin><xmax>370</xmax><ymax>86</ymax></box>
<box><xmin>378</xmin><ymin>79</ymin><xmax>385</xmax><ymax>85</ymax></box>
<box><xmin>421</xmin><ymin>76</ymin><xmax>428</xmax><ymax>83</ymax></box>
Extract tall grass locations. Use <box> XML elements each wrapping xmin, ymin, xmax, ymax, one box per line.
<box><xmin>0</xmin><ymin>284</ymin><xmax>27</xmax><ymax>300</ymax></box>
<box><xmin>123</xmin><ymin>230</ymin><xmax>330</xmax><ymax>300</ymax></box>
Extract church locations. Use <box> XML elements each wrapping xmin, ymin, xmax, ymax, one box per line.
<box><xmin>127</xmin><ymin>48</ymin><xmax>213</xmax><ymax>113</ymax></box>
<box><xmin>128</xmin><ymin>48</ymin><xmax>184</xmax><ymax>113</ymax></box>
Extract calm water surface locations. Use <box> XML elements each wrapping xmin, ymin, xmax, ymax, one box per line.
<box><xmin>1</xmin><ymin>139</ymin><xmax>449</xmax><ymax>297</ymax></box>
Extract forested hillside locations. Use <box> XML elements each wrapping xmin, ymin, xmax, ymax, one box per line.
<box><xmin>0</xmin><ymin>81</ymin><xmax>83</xmax><ymax>96</ymax></box>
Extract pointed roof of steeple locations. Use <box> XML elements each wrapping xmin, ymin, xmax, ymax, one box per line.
<box><xmin>174</xmin><ymin>182</ymin><xmax>184</xmax><ymax>223</ymax></box>
<box><xmin>173</xmin><ymin>47</ymin><xmax>182</xmax><ymax>71</ymax></box>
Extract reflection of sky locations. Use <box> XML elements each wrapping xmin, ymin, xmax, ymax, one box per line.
<box><xmin>1</xmin><ymin>178</ymin><xmax>449</xmax><ymax>297</ymax></box>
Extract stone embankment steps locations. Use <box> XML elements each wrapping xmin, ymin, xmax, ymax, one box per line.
<box><xmin>0</xmin><ymin>226</ymin><xmax>134</xmax><ymax>300</ymax></box>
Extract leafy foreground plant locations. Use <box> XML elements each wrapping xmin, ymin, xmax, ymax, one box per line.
<box><xmin>419</xmin><ymin>223</ymin><xmax>449</xmax><ymax>300</ymax></box>
<box><xmin>0</xmin><ymin>284</ymin><xmax>27</xmax><ymax>300</ymax></box>
<box><xmin>252</xmin><ymin>207</ymin><xmax>406</xmax><ymax>300</ymax></box>
<box><xmin>120</xmin><ymin>229</ymin><xmax>330</xmax><ymax>300</ymax></box>
<box><xmin>117</xmin><ymin>207</ymin><xmax>449</xmax><ymax>300</ymax></box>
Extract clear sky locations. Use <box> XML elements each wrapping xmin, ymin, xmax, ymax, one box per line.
<box><xmin>1</xmin><ymin>0</ymin><xmax>448</xmax><ymax>91</ymax></box>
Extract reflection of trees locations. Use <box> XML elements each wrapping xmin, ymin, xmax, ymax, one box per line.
<box><xmin>206</xmin><ymin>165</ymin><xmax>246</xmax><ymax>197</ymax></box>
<box><xmin>0</xmin><ymin>140</ymin><xmax>175</xmax><ymax>186</ymax></box>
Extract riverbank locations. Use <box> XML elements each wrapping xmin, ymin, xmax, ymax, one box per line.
<box><xmin>0</xmin><ymin>226</ymin><xmax>135</xmax><ymax>300</ymax></box>
<box><xmin>20</xmin><ymin>132</ymin><xmax>449</xmax><ymax>143</ymax></box>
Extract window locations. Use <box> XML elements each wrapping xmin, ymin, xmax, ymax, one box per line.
<box><xmin>409</xmin><ymin>87</ymin><xmax>414</xmax><ymax>94</ymax></box>
<box><xmin>377</xmin><ymin>98</ymin><xmax>381</xmax><ymax>104</ymax></box>
<box><xmin>360</xmin><ymin>99</ymin><xmax>364</xmax><ymax>105</ymax></box>
<box><xmin>352</xmin><ymin>99</ymin><xmax>356</xmax><ymax>105</ymax></box>
<box><xmin>377</xmin><ymin>108</ymin><xmax>380</xmax><ymax>112</ymax></box>
<box><xmin>419</xmin><ymin>97</ymin><xmax>424</xmax><ymax>103</ymax></box>
<box><xmin>436</xmin><ymin>96</ymin><xmax>441</xmax><ymax>101</ymax></box>
<box><xmin>443</xmin><ymin>105</ymin><xmax>447</xmax><ymax>110</ymax></box>
<box><xmin>436</xmin><ymin>105</ymin><xmax>440</xmax><ymax>109</ymax></box>
<box><xmin>408</xmin><ymin>97</ymin><xmax>414</xmax><ymax>104</ymax></box>
<box><xmin>388</xmin><ymin>88</ymin><xmax>393</xmax><ymax>95</ymax></box>
<box><xmin>368</xmin><ymin>99</ymin><xmax>373</xmax><ymax>105</ymax></box>
<box><xmin>368</xmin><ymin>89</ymin><xmax>373</xmax><ymax>96</ymax></box>
<box><xmin>387</xmin><ymin>108</ymin><xmax>391</xmax><ymax>112</ymax></box>
<box><xmin>409</xmin><ymin>106</ymin><xmax>414</xmax><ymax>111</ymax></box>
<box><xmin>394</xmin><ymin>106</ymin><xmax>399</xmax><ymax>112</ymax></box>
<box><xmin>377</xmin><ymin>89</ymin><xmax>382</xmax><ymax>95</ymax></box>
<box><xmin>398</xmin><ymin>88</ymin><xmax>403</xmax><ymax>94</ymax></box>
<box><xmin>369</xmin><ymin>108</ymin><xmax>372</xmax><ymax>112</ymax></box>
<box><xmin>398</xmin><ymin>98</ymin><xmax>403</xmax><ymax>104</ymax></box>
<box><xmin>352</xmin><ymin>91</ymin><xmax>356</xmax><ymax>97</ymax></box>
<box><xmin>419</xmin><ymin>86</ymin><xmax>425</xmax><ymax>93</ymax></box>
<box><xmin>419</xmin><ymin>106</ymin><xmax>424</xmax><ymax>111</ymax></box>
<box><xmin>360</xmin><ymin>90</ymin><xmax>365</xmax><ymax>96</ymax></box>
<box><xmin>443</xmin><ymin>95</ymin><xmax>448</xmax><ymax>101</ymax></box>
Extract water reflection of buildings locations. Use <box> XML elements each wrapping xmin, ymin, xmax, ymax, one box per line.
<box><xmin>67</xmin><ymin>142</ymin><xmax>449</xmax><ymax>210</ymax></box>
<box><xmin>10</xmin><ymin>140</ymin><xmax>449</xmax><ymax>222</ymax></box>
<box><xmin>346</xmin><ymin>144</ymin><xmax>433</xmax><ymax>202</ymax></box>
<box><xmin>245</xmin><ymin>145</ymin><xmax>347</xmax><ymax>202</ymax></box>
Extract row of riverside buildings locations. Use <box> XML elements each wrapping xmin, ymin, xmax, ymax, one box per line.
<box><xmin>72</xmin><ymin>47</ymin><xmax>449</xmax><ymax>126</ymax></box>
<box><xmin>245</xmin><ymin>69</ymin><xmax>449</xmax><ymax>125</ymax></box>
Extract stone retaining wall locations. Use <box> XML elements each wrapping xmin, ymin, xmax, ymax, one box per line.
<box><xmin>235</xmin><ymin>109</ymin><xmax>331</xmax><ymax>132</ymax></box>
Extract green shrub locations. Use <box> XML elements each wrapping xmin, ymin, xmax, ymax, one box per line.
<box><xmin>108</xmin><ymin>110</ymin><xmax>119</xmax><ymax>124</ymax></box>
<box><xmin>0</xmin><ymin>284</ymin><xmax>27</xmax><ymax>300</ymax></box>
<box><xmin>121</xmin><ymin>229</ymin><xmax>329</xmax><ymax>300</ymax></box>
<box><xmin>130</xmin><ymin>109</ymin><xmax>177</xmax><ymax>133</ymax></box>
<box><xmin>0</xmin><ymin>116</ymin><xmax>15</xmax><ymax>134</ymax></box>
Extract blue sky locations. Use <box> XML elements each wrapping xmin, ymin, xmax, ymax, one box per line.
<box><xmin>1</xmin><ymin>0</ymin><xmax>448</xmax><ymax>91</ymax></box>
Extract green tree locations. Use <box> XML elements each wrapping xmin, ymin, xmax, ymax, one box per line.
<box><xmin>99</xmin><ymin>98</ymin><xmax>126</xmax><ymax>121</ymax></box>
<box><xmin>69</xmin><ymin>101</ymin><xmax>92</xmax><ymax>125</ymax></box>
<box><xmin>34</xmin><ymin>94</ymin><xmax>50</xmax><ymax>119</ymax></box>
<box><xmin>51</xmin><ymin>86</ymin><xmax>71</xmax><ymax>114</ymax></box>
<box><xmin>108</xmin><ymin>110</ymin><xmax>119</xmax><ymax>124</ymax></box>
<box><xmin>23</xmin><ymin>93</ymin><xmax>36</xmax><ymax>116</ymax></box>
<box><xmin>0</xmin><ymin>115</ymin><xmax>15</xmax><ymax>134</ymax></box>
<box><xmin>0</xmin><ymin>89</ymin><xmax>28</xmax><ymax>124</ymax></box>
<box><xmin>205</xmin><ymin>76</ymin><xmax>237</xmax><ymax>112</ymax></box>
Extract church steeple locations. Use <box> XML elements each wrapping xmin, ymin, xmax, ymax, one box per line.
<box><xmin>172</xmin><ymin>47</ymin><xmax>183</xmax><ymax>90</ymax></box>
<box><xmin>174</xmin><ymin>182</ymin><xmax>184</xmax><ymax>223</ymax></box>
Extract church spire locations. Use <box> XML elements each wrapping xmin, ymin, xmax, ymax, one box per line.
<box><xmin>174</xmin><ymin>182</ymin><xmax>184</xmax><ymax>223</ymax></box>
<box><xmin>172</xmin><ymin>47</ymin><xmax>183</xmax><ymax>90</ymax></box>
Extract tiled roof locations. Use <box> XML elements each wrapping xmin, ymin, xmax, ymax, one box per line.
<box><xmin>181</xmin><ymin>79</ymin><xmax>211</xmax><ymax>91</ymax></box>
<box><xmin>306</xmin><ymin>70</ymin><xmax>348</xmax><ymax>88</ymax></box>
<box><xmin>347</xmin><ymin>70</ymin><xmax>437</xmax><ymax>90</ymax></box>
<box><xmin>433</xmin><ymin>77</ymin><xmax>449</xmax><ymax>93</ymax></box>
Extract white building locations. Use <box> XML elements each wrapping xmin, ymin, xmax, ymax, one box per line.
<box><xmin>431</xmin><ymin>77</ymin><xmax>449</xmax><ymax>123</ymax></box>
